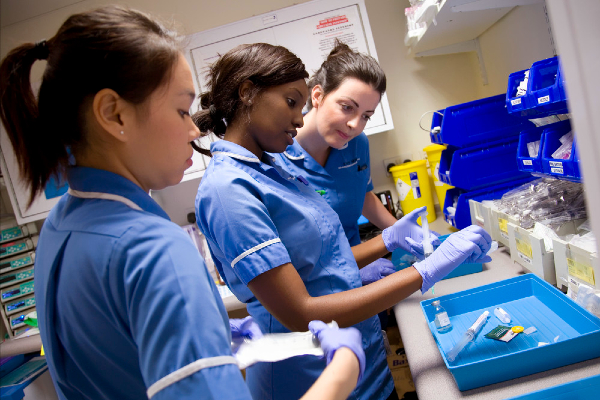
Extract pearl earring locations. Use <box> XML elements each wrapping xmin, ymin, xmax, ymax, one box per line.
<box><xmin>120</xmin><ymin>131</ymin><xmax>124</xmax><ymax>135</ymax></box>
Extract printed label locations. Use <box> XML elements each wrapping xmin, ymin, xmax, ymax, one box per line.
<box><xmin>435</xmin><ymin>312</ymin><xmax>451</xmax><ymax>327</ymax></box>
<box><xmin>409</xmin><ymin>172</ymin><xmax>421</xmax><ymax>199</ymax></box>
<box><xmin>538</xmin><ymin>95</ymin><xmax>550</xmax><ymax>104</ymax></box>
<box><xmin>523</xmin><ymin>160</ymin><xmax>533</xmax><ymax>166</ymax></box>
<box><xmin>549</xmin><ymin>161</ymin><xmax>563</xmax><ymax>167</ymax></box>
<box><xmin>567</xmin><ymin>258</ymin><xmax>596</xmax><ymax>286</ymax></box>
<box><xmin>516</xmin><ymin>237</ymin><xmax>533</xmax><ymax>259</ymax></box>
<box><xmin>518</xmin><ymin>252</ymin><xmax>533</xmax><ymax>265</ymax></box>
<box><xmin>551</xmin><ymin>167</ymin><xmax>564</xmax><ymax>174</ymax></box>
<box><xmin>511</xmin><ymin>98</ymin><xmax>522</xmax><ymax>106</ymax></box>
<box><xmin>498</xmin><ymin>218</ymin><xmax>508</xmax><ymax>234</ymax></box>
<box><xmin>395</xmin><ymin>179</ymin><xmax>411</xmax><ymax>201</ymax></box>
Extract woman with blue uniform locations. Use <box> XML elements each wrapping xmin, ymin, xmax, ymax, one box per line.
<box><xmin>0</xmin><ymin>6</ymin><xmax>366</xmax><ymax>400</ymax></box>
<box><xmin>274</xmin><ymin>41</ymin><xmax>433</xmax><ymax>287</ymax></box>
<box><xmin>193</xmin><ymin>43</ymin><xmax>493</xmax><ymax>400</ymax></box>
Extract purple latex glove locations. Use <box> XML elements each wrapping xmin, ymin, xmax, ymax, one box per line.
<box><xmin>360</xmin><ymin>258</ymin><xmax>396</xmax><ymax>285</ymax></box>
<box><xmin>230</xmin><ymin>316</ymin><xmax>263</xmax><ymax>344</ymax></box>
<box><xmin>413</xmin><ymin>225</ymin><xmax>492</xmax><ymax>293</ymax></box>
<box><xmin>382</xmin><ymin>206</ymin><xmax>440</xmax><ymax>256</ymax></box>
<box><xmin>308</xmin><ymin>320</ymin><xmax>366</xmax><ymax>383</ymax></box>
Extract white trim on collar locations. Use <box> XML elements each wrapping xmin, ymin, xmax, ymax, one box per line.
<box><xmin>340</xmin><ymin>142</ymin><xmax>349</xmax><ymax>150</ymax></box>
<box><xmin>67</xmin><ymin>188</ymin><xmax>142</xmax><ymax>211</ymax></box>
<box><xmin>283</xmin><ymin>151</ymin><xmax>305</xmax><ymax>161</ymax></box>
<box><xmin>212</xmin><ymin>151</ymin><xmax>260</xmax><ymax>163</ymax></box>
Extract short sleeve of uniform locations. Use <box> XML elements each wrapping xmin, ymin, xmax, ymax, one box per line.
<box><xmin>196</xmin><ymin>159</ymin><xmax>292</xmax><ymax>285</ymax></box>
<box><xmin>360</xmin><ymin>133</ymin><xmax>374</xmax><ymax>192</ymax></box>
<box><xmin>113</xmin><ymin>219</ymin><xmax>251</xmax><ymax>400</ymax></box>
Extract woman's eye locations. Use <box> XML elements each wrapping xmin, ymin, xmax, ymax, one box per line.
<box><xmin>341</xmin><ymin>104</ymin><xmax>353</xmax><ymax>112</ymax></box>
<box><xmin>287</xmin><ymin>98</ymin><xmax>296</xmax><ymax>108</ymax></box>
<box><xmin>179</xmin><ymin>110</ymin><xmax>190</xmax><ymax>118</ymax></box>
<box><xmin>363</xmin><ymin>115</ymin><xmax>372</xmax><ymax>121</ymax></box>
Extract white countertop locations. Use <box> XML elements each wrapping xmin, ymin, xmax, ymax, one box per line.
<box><xmin>393</xmin><ymin>244</ymin><xmax>600</xmax><ymax>399</ymax></box>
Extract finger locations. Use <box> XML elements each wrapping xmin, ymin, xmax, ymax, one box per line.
<box><xmin>381</xmin><ymin>266</ymin><xmax>396</xmax><ymax>276</ymax></box>
<box><xmin>406</xmin><ymin>206</ymin><xmax>427</xmax><ymax>221</ymax></box>
<box><xmin>308</xmin><ymin>320</ymin><xmax>328</xmax><ymax>335</ymax></box>
<box><xmin>464</xmin><ymin>225</ymin><xmax>492</xmax><ymax>243</ymax></box>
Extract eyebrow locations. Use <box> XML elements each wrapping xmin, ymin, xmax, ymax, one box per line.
<box><xmin>292</xmin><ymin>88</ymin><xmax>306</xmax><ymax>98</ymax></box>
<box><xmin>179</xmin><ymin>90</ymin><xmax>196</xmax><ymax>101</ymax></box>
<box><xmin>340</xmin><ymin>96</ymin><xmax>375</xmax><ymax>113</ymax></box>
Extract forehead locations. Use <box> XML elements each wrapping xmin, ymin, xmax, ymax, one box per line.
<box><xmin>152</xmin><ymin>54</ymin><xmax>195</xmax><ymax>102</ymax></box>
<box><xmin>328</xmin><ymin>77</ymin><xmax>380</xmax><ymax>104</ymax></box>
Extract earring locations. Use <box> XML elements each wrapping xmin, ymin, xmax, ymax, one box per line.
<box><xmin>120</xmin><ymin>131</ymin><xmax>124</xmax><ymax>135</ymax></box>
<box><xmin>248</xmin><ymin>100</ymin><xmax>253</xmax><ymax>105</ymax></box>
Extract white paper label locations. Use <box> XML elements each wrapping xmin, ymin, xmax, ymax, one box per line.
<box><xmin>511</xmin><ymin>98</ymin><xmax>522</xmax><ymax>105</ymax></box>
<box><xmin>523</xmin><ymin>160</ymin><xmax>533</xmax><ymax>166</ymax></box>
<box><xmin>396</xmin><ymin>179</ymin><xmax>411</xmax><ymax>201</ymax></box>
<box><xmin>551</xmin><ymin>167</ymin><xmax>564</xmax><ymax>174</ymax></box>
<box><xmin>435</xmin><ymin>312</ymin><xmax>450</xmax><ymax>327</ymax></box>
<box><xmin>538</xmin><ymin>95</ymin><xmax>550</xmax><ymax>104</ymax></box>
<box><xmin>549</xmin><ymin>161</ymin><xmax>563</xmax><ymax>167</ymax></box>
<box><xmin>518</xmin><ymin>252</ymin><xmax>533</xmax><ymax>265</ymax></box>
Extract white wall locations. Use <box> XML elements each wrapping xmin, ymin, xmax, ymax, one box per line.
<box><xmin>0</xmin><ymin>1</ymin><xmax>555</xmax><ymax>223</ymax></box>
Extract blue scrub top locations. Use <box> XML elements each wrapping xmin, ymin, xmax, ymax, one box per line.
<box><xmin>35</xmin><ymin>167</ymin><xmax>251</xmax><ymax>400</ymax></box>
<box><xmin>272</xmin><ymin>133</ymin><xmax>374</xmax><ymax>246</ymax></box>
<box><xmin>196</xmin><ymin>141</ymin><xmax>393</xmax><ymax>400</ymax></box>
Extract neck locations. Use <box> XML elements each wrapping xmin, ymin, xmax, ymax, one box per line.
<box><xmin>296</xmin><ymin>109</ymin><xmax>331</xmax><ymax>167</ymax></box>
<box><xmin>223</xmin><ymin>121</ymin><xmax>262</xmax><ymax>159</ymax></box>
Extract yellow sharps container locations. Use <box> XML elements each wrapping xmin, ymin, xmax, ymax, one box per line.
<box><xmin>423</xmin><ymin>144</ymin><xmax>454</xmax><ymax>209</ymax></box>
<box><xmin>389</xmin><ymin>160</ymin><xmax>436</xmax><ymax>224</ymax></box>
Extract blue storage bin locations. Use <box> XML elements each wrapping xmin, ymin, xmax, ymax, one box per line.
<box><xmin>438</xmin><ymin>137</ymin><xmax>531</xmax><ymax>191</ymax></box>
<box><xmin>442</xmin><ymin>177</ymin><xmax>536</xmax><ymax>229</ymax></box>
<box><xmin>430</xmin><ymin>94</ymin><xmax>534</xmax><ymax>148</ymax></box>
<box><xmin>517</xmin><ymin>125</ymin><xmax>546</xmax><ymax>174</ymax></box>
<box><xmin>506</xmin><ymin>374</ymin><xmax>600</xmax><ymax>399</ymax></box>
<box><xmin>421</xmin><ymin>274</ymin><xmax>600</xmax><ymax>391</ymax></box>
<box><xmin>527</xmin><ymin>56</ymin><xmax>569</xmax><ymax>116</ymax></box>
<box><xmin>391</xmin><ymin>234</ymin><xmax>483</xmax><ymax>279</ymax></box>
<box><xmin>506</xmin><ymin>69</ymin><xmax>533</xmax><ymax>114</ymax></box>
<box><xmin>540</xmin><ymin>119</ymin><xmax>581</xmax><ymax>182</ymax></box>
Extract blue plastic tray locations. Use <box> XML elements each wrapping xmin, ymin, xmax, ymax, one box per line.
<box><xmin>442</xmin><ymin>177</ymin><xmax>536</xmax><ymax>229</ymax></box>
<box><xmin>506</xmin><ymin>69</ymin><xmax>533</xmax><ymax>115</ymax></box>
<box><xmin>517</xmin><ymin>125</ymin><xmax>547</xmax><ymax>174</ymax></box>
<box><xmin>438</xmin><ymin>137</ymin><xmax>532</xmax><ymax>191</ymax></box>
<box><xmin>506</xmin><ymin>374</ymin><xmax>600</xmax><ymax>399</ymax></box>
<box><xmin>430</xmin><ymin>94</ymin><xmax>534</xmax><ymax>148</ymax></box>
<box><xmin>421</xmin><ymin>274</ymin><xmax>600</xmax><ymax>391</ymax></box>
<box><xmin>540</xmin><ymin>119</ymin><xmax>581</xmax><ymax>182</ymax></box>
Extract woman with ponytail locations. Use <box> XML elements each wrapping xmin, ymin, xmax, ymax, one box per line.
<box><xmin>0</xmin><ymin>7</ymin><xmax>365</xmax><ymax>400</ymax></box>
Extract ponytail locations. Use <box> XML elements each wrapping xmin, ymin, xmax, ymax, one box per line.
<box><xmin>0</xmin><ymin>40</ymin><xmax>65</xmax><ymax>206</ymax></box>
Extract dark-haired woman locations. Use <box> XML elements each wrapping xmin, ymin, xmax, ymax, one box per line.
<box><xmin>273</xmin><ymin>41</ymin><xmax>436</xmax><ymax>291</ymax></box>
<box><xmin>194</xmin><ymin>42</ymin><xmax>493</xmax><ymax>400</ymax></box>
<box><xmin>0</xmin><ymin>6</ymin><xmax>366</xmax><ymax>400</ymax></box>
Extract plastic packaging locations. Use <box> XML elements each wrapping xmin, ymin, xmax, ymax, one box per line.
<box><xmin>233</xmin><ymin>322</ymin><xmax>339</xmax><ymax>369</ymax></box>
<box><xmin>432</xmin><ymin>300</ymin><xmax>452</xmax><ymax>333</ymax></box>
<box><xmin>527</xmin><ymin>140</ymin><xmax>540</xmax><ymax>157</ymax></box>
<box><xmin>419</xmin><ymin>209</ymin><xmax>434</xmax><ymax>257</ymax></box>
<box><xmin>447</xmin><ymin>310</ymin><xmax>489</xmax><ymax>363</ymax></box>
<box><xmin>494</xmin><ymin>307</ymin><xmax>511</xmax><ymax>324</ymax></box>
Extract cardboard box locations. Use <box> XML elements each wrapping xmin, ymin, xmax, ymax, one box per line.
<box><xmin>386</xmin><ymin>326</ymin><xmax>415</xmax><ymax>398</ymax></box>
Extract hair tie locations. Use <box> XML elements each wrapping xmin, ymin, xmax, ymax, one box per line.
<box><xmin>32</xmin><ymin>40</ymin><xmax>49</xmax><ymax>60</ymax></box>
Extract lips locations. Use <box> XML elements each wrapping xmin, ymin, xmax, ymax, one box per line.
<box><xmin>337</xmin><ymin>130</ymin><xmax>350</xmax><ymax>140</ymax></box>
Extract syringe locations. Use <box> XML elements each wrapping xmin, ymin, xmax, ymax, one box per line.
<box><xmin>446</xmin><ymin>310</ymin><xmax>489</xmax><ymax>363</ymax></box>
<box><xmin>419</xmin><ymin>209</ymin><xmax>435</xmax><ymax>293</ymax></box>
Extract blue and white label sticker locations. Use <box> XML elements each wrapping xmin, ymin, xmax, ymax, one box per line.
<box><xmin>409</xmin><ymin>172</ymin><xmax>421</xmax><ymax>199</ymax></box>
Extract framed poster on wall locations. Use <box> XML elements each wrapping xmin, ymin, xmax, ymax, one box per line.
<box><xmin>182</xmin><ymin>0</ymin><xmax>393</xmax><ymax>182</ymax></box>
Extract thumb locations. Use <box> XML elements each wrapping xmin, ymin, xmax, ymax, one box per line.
<box><xmin>405</xmin><ymin>206</ymin><xmax>427</xmax><ymax>221</ymax></box>
<box><xmin>308</xmin><ymin>320</ymin><xmax>328</xmax><ymax>336</ymax></box>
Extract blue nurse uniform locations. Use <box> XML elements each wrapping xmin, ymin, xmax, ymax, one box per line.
<box><xmin>35</xmin><ymin>167</ymin><xmax>251</xmax><ymax>400</ymax></box>
<box><xmin>272</xmin><ymin>133</ymin><xmax>373</xmax><ymax>246</ymax></box>
<box><xmin>195</xmin><ymin>140</ymin><xmax>394</xmax><ymax>400</ymax></box>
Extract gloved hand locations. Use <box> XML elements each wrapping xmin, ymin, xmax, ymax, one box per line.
<box><xmin>230</xmin><ymin>316</ymin><xmax>263</xmax><ymax>345</ymax></box>
<box><xmin>382</xmin><ymin>206</ymin><xmax>440</xmax><ymax>257</ymax></box>
<box><xmin>308</xmin><ymin>320</ymin><xmax>366</xmax><ymax>383</ymax></box>
<box><xmin>413</xmin><ymin>225</ymin><xmax>492</xmax><ymax>293</ymax></box>
<box><xmin>360</xmin><ymin>258</ymin><xmax>396</xmax><ymax>285</ymax></box>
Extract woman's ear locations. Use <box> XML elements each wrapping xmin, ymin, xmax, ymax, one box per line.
<box><xmin>238</xmin><ymin>80</ymin><xmax>256</xmax><ymax>106</ymax></box>
<box><xmin>92</xmin><ymin>88</ymin><xmax>130</xmax><ymax>142</ymax></box>
<box><xmin>311</xmin><ymin>85</ymin><xmax>324</xmax><ymax>109</ymax></box>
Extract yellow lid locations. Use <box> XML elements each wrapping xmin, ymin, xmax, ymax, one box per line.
<box><xmin>511</xmin><ymin>326</ymin><xmax>524</xmax><ymax>333</ymax></box>
<box><xmin>423</xmin><ymin>144</ymin><xmax>447</xmax><ymax>152</ymax></box>
<box><xmin>388</xmin><ymin>159</ymin><xmax>427</xmax><ymax>173</ymax></box>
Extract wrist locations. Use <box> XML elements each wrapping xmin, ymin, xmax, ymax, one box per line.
<box><xmin>412</xmin><ymin>260</ymin><xmax>433</xmax><ymax>293</ymax></box>
<box><xmin>381</xmin><ymin>228</ymin><xmax>395</xmax><ymax>252</ymax></box>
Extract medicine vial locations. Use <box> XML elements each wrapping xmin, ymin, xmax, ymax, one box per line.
<box><xmin>432</xmin><ymin>300</ymin><xmax>452</xmax><ymax>333</ymax></box>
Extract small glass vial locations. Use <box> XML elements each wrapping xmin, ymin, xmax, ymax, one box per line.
<box><xmin>432</xmin><ymin>300</ymin><xmax>452</xmax><ymax>333</ymax></box>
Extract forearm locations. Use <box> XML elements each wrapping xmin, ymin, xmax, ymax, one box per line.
<box><xmin>351</xmin><ymin>236</ymin><xmax>389</xmax><ymax>268</ymax></box>
<box><xmin>248</xmin><ymin>263</ymin><xmax>423</xmax><ymax>330</ymax></box>
<box><xmin>362</xmin><ymin>192</ymin><xmax>397</xmax><ymax>230</ymax></box>
<box><xmin>299</xmin><ymin>348</ymin><xmax>359</xmax><ymax>400</ymax></box>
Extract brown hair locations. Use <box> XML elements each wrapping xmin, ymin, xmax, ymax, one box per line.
<box><xmin>192</xmin><ymin>43</ymin><xmax>308</xmax><ymax>156</ymax></box>
<box><xmin>307</xmin><ymin>40</ymin><xmax>386</xmax><ymax>110</ymax></box>
<box><xmin>0</xmin><ymin>5</ymin><xmax>181</xmax><ymax>206</ymax></box>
